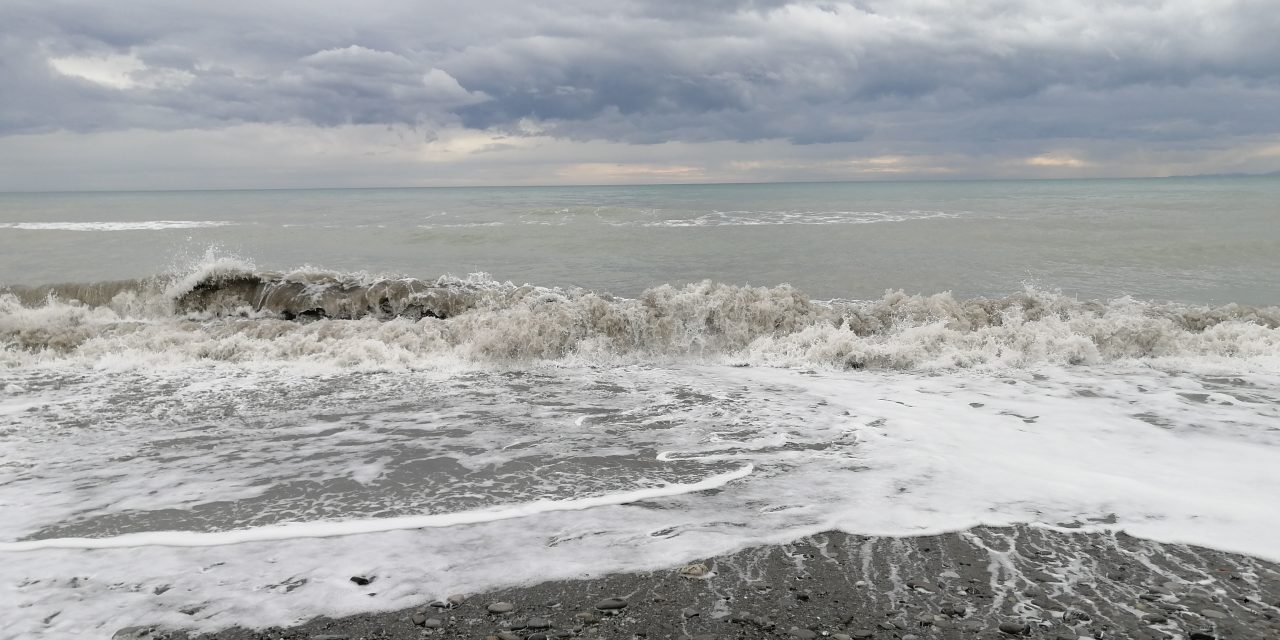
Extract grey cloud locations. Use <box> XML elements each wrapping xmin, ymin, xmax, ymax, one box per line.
<box><xmin>2</xmin><ymin>0</ymin><xmax>1279</xmax><ymax>154</ymax></box>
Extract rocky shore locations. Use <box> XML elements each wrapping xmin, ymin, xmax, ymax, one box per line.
<box><xmin>118</xmin><ymin>525</ymin><xmax>1280</xmax><ymax>640</ymax></box>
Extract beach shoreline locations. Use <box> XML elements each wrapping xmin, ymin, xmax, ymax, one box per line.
<box><xmin>117</xmin><ymin>525</ymin><xmax>1280</xmax><ymax>640</ymax></box>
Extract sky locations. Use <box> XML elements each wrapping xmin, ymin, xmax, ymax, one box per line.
<box><xmin>1</xmin><ymin>0</ymin><xmax>1279</xmax><ymax>190</ymax></box>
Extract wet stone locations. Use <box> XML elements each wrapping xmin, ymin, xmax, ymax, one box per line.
<box><xmin>488</xmin><ymin>602</ymin><xmax>515</xmax><ymax>614</ymax></box>
<box><xmin>1142</xmin><ymin>614</ymin><xmax>1168</xmax><ymax>624</ymax></box>
<box><xmin>573</xmin><ymin>612</ymin><xmax>598</xmax><ymax>624</ymax></box>
<box><xmin>832</xmin><ymin>635</ymin><xmax>853</xmax><ymax>640</ymax></box>
<box><xmin>527</xmin><ymin>618</ymin><xmax>551</xmax><ymax>629</ymax></box>
<box><xmin>851</xmin><ymin>630</ymin><xmax>874</xmax><ymax>639</ymax></box>
<box><xmin>348</xmin><ymin>576</ymin><xmax>372</xmax><ymax>586</ymax></box>
<box><xmin>999</xmin><ymin>621</ymin><xmax>1030</xmax><ymax>635</ymax></box>
<box><xmin>422</xmin><ymin>618</ymin><xmax>443</xmax><ymax>629</ymax></box>
<box><xmin>594</xmin><ymin>597</ymin><xmax>627</xmax><ymax>610</ymax></box>
<box><xmin>494</xmin><ymin>633</ymin><xmax>520</xmax><ymax>640</ymax></box>
<box><xmin>681</xmin><ymin>607</ymin><xmax>699</xmax><ymax>618</ymax></box>
<box><xmin>410</xmin><ymin>612</ymin><xmax>427</xmax><ymax>626</ymax></box>
<box><xmin>680</xmin><ymin>563</ymin><xmax>710</xmax><ymax>578</ymax></box>
<box><xmin>1188</xmin><ymin>633</ymin><xmax>1215</xmax><ymax>640</ymax></box>
<box><xmin>878</xmin><ymin>621</ymin><xmax>898</xmax><ymax>630</ymax></box>
<box><xmin>1063</xmin><ymin>609</ymin><xmax>1092</xmax><ymax>623</ymax></box>
<box><xmin>788</xmin><ymin>628</ymin><xmax>818</xmax><ymax>639</ymax></box>
<box><xmin>1199</xmin><ymin>609</ymin><xmax>1227</xmax><ymax>619</ymax></box>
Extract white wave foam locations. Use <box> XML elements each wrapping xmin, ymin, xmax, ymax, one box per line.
<box><xmin>0</xmin><ymin>221</ymin><xmax>236</xmax><ymax>231</ymax></box>
<box><xmin>0</xmin><ymin>464</ymin><xmax>753</xmax><ymax>551</ymax></box>
<box><xmin>631</xmin><ymin>209</ymin><xmax>962</xmax><ymax>227</ymax></box>
<box><xmin>2</xmin><ymin>257</ymin><xmax>1278</xmax><ymax>372</ymax></box>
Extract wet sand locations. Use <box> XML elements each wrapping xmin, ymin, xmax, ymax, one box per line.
<box><xmin>118</xmin><ymin>525</ymin><xmax>1280</xmax><ymax>640</ymax></box>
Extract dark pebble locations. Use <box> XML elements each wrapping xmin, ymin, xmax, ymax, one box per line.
<box><xmin>1141</xmin><ymin>614</ymin><xmax>1168</xmax><ymax>624</ymax></box>
<box><xmin>1188</xmin><ymin>633</ymin><xmax>1215</xmax><ymax>640</ymax></box>
<box><xmin>495</xmin><ymin>633</ymin><xmax>520</xmax><ymax>640</ymax></box>
<box><xmin>789</xmin><ymin>628</ymin><xmax>818</xmax><ymax>639</ymax></box>
<box><xmin>594</xmin><ymin>597</ymin><xmax>627</xmax><ymax>610</ymax></box>
<box><xmin>410</xmin><ymin>612</ymin><xmax>427</xmax><ymax>626</ymax></box>
<box><xmin>348</xmin><ymin>576</ymin><xmax>372</xmax><ymax>586</ymax></box>
<box><xmin>998</xmin><ymin>621</ymin><xmax>1030</xmax><ymax>635</ymax></box>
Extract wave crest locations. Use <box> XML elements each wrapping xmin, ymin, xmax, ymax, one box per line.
<box><xmin>2</xmin><ymin>261</ymin><xmax>1278</xmax><ymax>370</ymax></box>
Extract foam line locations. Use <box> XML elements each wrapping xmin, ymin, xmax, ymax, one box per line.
<box><xmin>0</xmin><ymin>464</ymin><xmax>754</xmax><ymax>551</ymax></box>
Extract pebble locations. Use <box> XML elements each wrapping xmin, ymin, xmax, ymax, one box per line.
<box><xmin>421</xmin><ymin>618</ymin><xmax>442</xmax><ymax>629</ymax></box>
<box><xmin>1199</xmin><ymin>609</ymin><xmax>1227</xmax><ymax>619</ymax></box>
<box><xmin>903</xmin><ymin>636</ymin><xmax>920</xmax><ymax>640</ymax></box>
<box><xmin>832</xmin><ymin>635</ymin><xmax>853</xmax><ymax>640</ymax></box>
<box><xmin>487</xmin><ymin>601</ymin><xmax>515</xmax><ymax>614</ymax></box>
<box><xmin>998</xmin><ymin>621</ymin><xmax>1030</xmax><ymax>635</ymax></box>
<box><xmin>594</xmin><ymin>597</ymin><xmax>627</xmax><ymax>610</ymax></box>
<box><xmin>348</xmin><ymin>576</ymin><xmax>372</xmax><ymax>586</ymax></box>
<box><xmin>1188</xmin><ymin>633</ymin><xmax>1215</xmax><ymax>640</ymax></box>
<box><xmin>681</xmin><ymin>607</ymin><xmax>699</xmax><ymax>618</ymax></box>
<box><xmin>1141</xmin><ymin>614</ymin><xmax>1168</xmax><ymax>624</ymax></box>
<box><xmin>447</xmin><ymin>593</ymin><xmax>467</xmax><ymax>606</ymax></box>
<box><xmin>851</xmin><ymin>630</ymin><xmax>874</xmax><ymax>639</ymax></box>
<box><xmin>574</xmin><ymin>612</ymin><xmax>598</xmax><ymax>624</ymax></box>
<box><xmin>495</xmin><ymin>633</ymin><xmax>520</xmax><ymax>640</ymax></box>
<box><xmin>1063</xmin><ymin>609</ymin><xmax>1092</xmax><ymax>623</ymax></box>
<box><xmin>788</xmin><ymin>628</ymin><xmax>818</xmax><ymax>639</ymax></box>
<box><xmin>878</xmin><ymin>621</ymin><xmax>898</xmax><ymax>630</ymax></box>
<box><xmin>527</xmin><ymin>617</ymin><xmax>551</xmax><ymax>629</ymax></box>
<box><xmin>680</xmin><ymin>563</ymin><xmax>710</xmax><ymax>578</ymax></box>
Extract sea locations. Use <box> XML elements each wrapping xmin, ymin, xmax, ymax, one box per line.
<box><xmin>1</xmin><ymin>178</ymin><xmax>1278</xmax><ymax>639</ymax></box>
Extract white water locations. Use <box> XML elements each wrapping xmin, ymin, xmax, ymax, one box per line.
<box><xmin>2</xmin><ymin>354</ymin><xmax>1279</xmax><ymax>639</ymax></box>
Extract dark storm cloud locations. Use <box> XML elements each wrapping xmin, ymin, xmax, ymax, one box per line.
<box><xmin>2</xmin><ymin>0</ymin><xmax>1279</xmax><ymax>148</ymax></box>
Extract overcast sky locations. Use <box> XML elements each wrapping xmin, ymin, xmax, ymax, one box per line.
<box><xmin>2</xmin><ymin>0</ymin><xmax>1278</xmax><ymax>190</ymax></box>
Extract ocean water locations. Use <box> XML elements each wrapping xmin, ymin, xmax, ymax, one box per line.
<box><xmin>1</xmin><ymin>178</ymin><xmax>1279</xmax><ymax>639</ymax></box>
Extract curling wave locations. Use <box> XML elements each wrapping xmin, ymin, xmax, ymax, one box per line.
<box><xmin>2</xmin><ymin>258</ymin><xmax>1278</xmax><ymax>369</ymax></box>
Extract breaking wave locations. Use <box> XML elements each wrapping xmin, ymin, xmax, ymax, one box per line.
<box><xmin>2</xmin><ymin>257</ymin><xmax>1278</xmax><ymax>369</ymax></box>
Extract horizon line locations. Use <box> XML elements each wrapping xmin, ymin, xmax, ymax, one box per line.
<box><xmin>1</xmin><ymin>172</ymin><xmax>1276</xmax><ymax>196</ymax></box>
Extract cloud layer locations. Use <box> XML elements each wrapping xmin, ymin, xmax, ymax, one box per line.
<box><xmin>2</xmin><ymin>0</ymin><xmax>1279</xmax><ymax>187</ymax></box>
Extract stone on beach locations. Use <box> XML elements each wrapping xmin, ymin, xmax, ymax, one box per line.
<box><xmin>487</xmin><ymin>601</ymin><xmax>515</xmax><ymax>614</ymax></box>
<box><xmin>594</xmin><ymin>597</ymin><xmax>627</xmax><ymax>610</ymax></box>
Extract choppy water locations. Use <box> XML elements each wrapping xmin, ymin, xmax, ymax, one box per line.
<box><xmin>1</xmin><ymin>178</ymin><xmax>1278</xmax><ymax>639</ymax></box>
